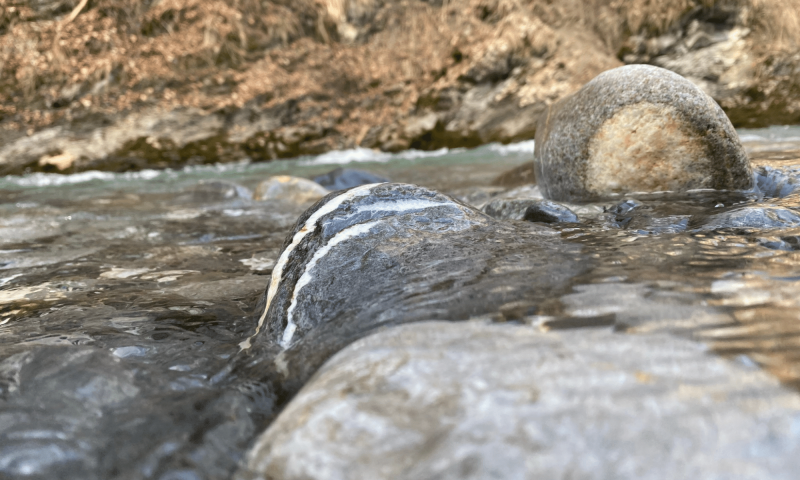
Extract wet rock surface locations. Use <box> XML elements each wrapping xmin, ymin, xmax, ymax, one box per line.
<box><xmin>240</xmin><ymin>321</ymin><xmax>800</xmax><ymax>480</ymax></box>
<box><xmin>481</xmin><ymin>197</ymin><xmax>578</xmax><ymax>223</ymax></box>
<box><xmin>246</xmin><ymin>183</ymin><xmax>585</xmax><ymax>392</ymax></box>
<box><xmin>0</xmin><ymin>345</ymin><xmax>274</xmax><ymax>480</ymax></box>
<box><xmin>534</xmin><ymin>65</ymin><xmax>753</xmax><ymax>201</ymax></box>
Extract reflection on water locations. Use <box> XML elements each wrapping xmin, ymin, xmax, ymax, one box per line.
<box><xmin>1</xmin><ymin>131</ymin><xmax>800</xmax><ymax>477</ymax></box>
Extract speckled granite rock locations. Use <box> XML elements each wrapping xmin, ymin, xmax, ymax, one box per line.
<box><xmin>253</xmin><ymin>176</ymin><xmax>329</xmax><ymax>204</ymax></box>
<box><xmin>238</xmin><ymin>321</ymin><xmax>800</xmax><ymax>480</ymax></box>
<box><xmin>534</xmin><ymin>65</ymin><xmax>753</xmax><ymax>202</ymax></box>
<box><xmin>240</xmin><ymin>183</ymin><xmax>585</xmax><ymax>392</ymax></box>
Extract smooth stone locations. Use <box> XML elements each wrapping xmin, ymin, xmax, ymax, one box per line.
<box><xmin>534</xmin><ymin>65</ymin><xmax>753</xmax><ymax>202</ymax></box>
<box><xmin>242</xmin><ymin>183</ymin><xmax>585</xmax><ymax>391</ymax></box>
<box><xmin>312</xmin><ymin>168</ymin><xmax>389</xmax><ymax>191</ymax></box>
<box><xmin>253</xmin><ymin>176</ymin><xmax>329</xmax><ymax>203</ymax></box>
<box><xmin>700</xmin><ymin>206</ymin><xmax>800</xmax><ymax>231</ymax></box>
<box><xmin>523</xmin><ymin>200</ymin><xmax>579</xmax><ymax>223</ymax></box>
<box><xmin>239</xmin><ymin>321</ymin><xmax>800</xmax><ymax>480</ymax></box>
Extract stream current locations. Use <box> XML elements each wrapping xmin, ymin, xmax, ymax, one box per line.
<box><xmin>1</xmin><ymin>126</ymin><xmax>800</xmax><ymax>478</ymax></box>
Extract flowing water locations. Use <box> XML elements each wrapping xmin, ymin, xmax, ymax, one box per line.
<box><xmin>0</xmin><ymin>127</ymin><xmax>799</xmax><ymax>478</ymax></box>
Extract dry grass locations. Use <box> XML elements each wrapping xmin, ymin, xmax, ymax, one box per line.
<box><xmin>747</xmin><ymin>0</ymin><xmax>800</xmax><ymax>51</ymax></box>
<box><xmin>0</xmin><ymin>0</ymin><xmax>796</xmax><ymax>136</ymax></box>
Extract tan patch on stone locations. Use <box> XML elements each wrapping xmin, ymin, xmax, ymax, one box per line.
<box><xmin>586</xmin><ymin>103</ymin><xmax>711</xmax><ymax>196</ymax></box>
<box><xmin>254</xmin><ymin>175</ymin><xmax>329</xmax><ymax>204</ymax></box>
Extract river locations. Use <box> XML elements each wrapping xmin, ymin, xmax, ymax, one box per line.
<box><xmin>1</xmin><ymin>126</ymin><xmax>799</xmax><ymax>478</ymax></box>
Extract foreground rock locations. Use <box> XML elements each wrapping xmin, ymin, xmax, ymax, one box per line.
<box><xmin>240</xmin><ymin>321</ymin><xmax>800</xmax><ymax>480</ymax></box>
<box><xmin>253</xmin><ymin>176</ymin><xmax>329</xmax><ymax>204</ymax></box>
<box><xmin>534</xmin><ymin>65</ymin><xmax>753</xmax><ymax>202</ymax></box>
<box><xmin>242</xmin><ymin>183</ymin><xmax>585</xmax><ymax>392</ymax></box>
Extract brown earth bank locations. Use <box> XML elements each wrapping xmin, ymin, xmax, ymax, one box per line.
<box><xmin>0</xmin><ymin>0</ymin><xmax>798</xmax><ymax>175</ymax></box>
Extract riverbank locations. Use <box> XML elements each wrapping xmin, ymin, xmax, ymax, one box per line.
<box><xmin>1</xmin><ymin>0</ymin><xmax>798</xmax><ymax>175</ymax></box>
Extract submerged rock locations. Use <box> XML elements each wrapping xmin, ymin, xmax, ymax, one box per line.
<box><xmin>534</xmin><ymin>65</ymin><xmax>753</xmax><ymax>202</ymax></box>
<box><xmin>313</xmin><ymin>168</ymin><xmax>389</xmax><ymax>191</ymax></box>
<box><xmin>242</xmin><ymin>183</ymin><xmax>585</xmax><ymax>392</ymax></box>
<box><xmin>755</xmin><ymin>165</ymin><xmax>800</xmax><ymax>198</ymax></box>
<box><xmin>700</xmin><ymin>206</ymin><xmax>800</xmax><ymax>231</ymax></box>
<box><xmin>253</xmin><ymin>176</ymin><xmax>329</xmax><ymax>204</ymax></box>
<box><xmin>524</xmin><ymin>200</ymin><xmax>579</xmax><ymax>223</ymax></box>
<box><xmin>482</xmin><ymin>198</ymin><xmax>578</xmax><ymax>223</ymax></box>
<box><xmin>0</xmin><ymin>345</ymin><xmax>274</xmax><ymax>480</ymax></box>
<box><xmin>179</xmin><ymin>180</ymin><xmax>252</xmax><ymax>203</ymax></box>
<box><xmin>482</xmin><ymin>198</ymin><xmax>541</xmax><ymax>220</ymax></box>
<box><xmin>240</xmin><ymin>321</ymin><xmax>800</xmax><ymax>480</ymax></box>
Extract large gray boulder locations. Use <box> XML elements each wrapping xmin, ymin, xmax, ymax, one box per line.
<box><xmin>534</xmin><ymin>65</ymin><xmax>753</xmax><ymax>202</ymax></box>
<box><xmin>239</xmin><ymin>321</ymin><xmax>800</xmax><ymax>480</ymax></box>
<box><xmin>240</xmin><ymin>183</ymin><xmax>585</xmax><ymax>392</ymax></box>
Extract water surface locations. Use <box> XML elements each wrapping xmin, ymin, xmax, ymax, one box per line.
<box><xmin>1</xmin><ymin>131</ymin><xmax>800</xmax><ymax>478</ymax></box>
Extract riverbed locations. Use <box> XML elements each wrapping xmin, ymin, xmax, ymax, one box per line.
<box><xmin>1</xmin><ymin>126</ymin><xmax>800</xmax><ymax>478</ymax></box>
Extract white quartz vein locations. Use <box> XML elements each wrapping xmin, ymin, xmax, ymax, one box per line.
<box><xmin>238</xmin><ymin>183</ymin><xmax>382</xmax><ymax>350</ymax></box>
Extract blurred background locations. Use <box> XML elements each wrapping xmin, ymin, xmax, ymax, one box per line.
<box><xmin>0</xmin><ymin>0</ymin><xmax>798</xmax><ymax>175</ymax></box>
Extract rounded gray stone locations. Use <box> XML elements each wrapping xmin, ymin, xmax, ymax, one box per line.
<box><xmin>239</xmin><ymin>321</ymin><xmax>800</xmax><ymax>480</ymax></box>
<box><xmin>534</xmin><ymin>65</ymin><xmax>753</xmax><ymax>202</ymax></box>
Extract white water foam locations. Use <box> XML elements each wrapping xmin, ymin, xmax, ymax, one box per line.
<box><xmin>300</xmin><ymin>148</ymin><xmax>392</xmax><ymax>166</ymax></box>
<box><xmin>3</xmin><ymin>169</ymin><xmax>163</xmax><ymax>188</ymax></box>
<box><xmin>488</xmin><ymin>139</ymin><xmax>536</xmax><ymax>155</ymax></box>
<box><xmin>298</xmin><ymin>146</ymin><xmax>457</xmax><ymax>166</ymax></box>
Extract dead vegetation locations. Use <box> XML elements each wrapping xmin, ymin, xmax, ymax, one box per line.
<box><xmin>0</xmin><ymin>0</ymin><xmax>796</xmax><ymax>141</ymax></box>
<box><xmin>747</xmin><ymin>0</ymin><xmax>800</xmax><ymax>51</ymax></box>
